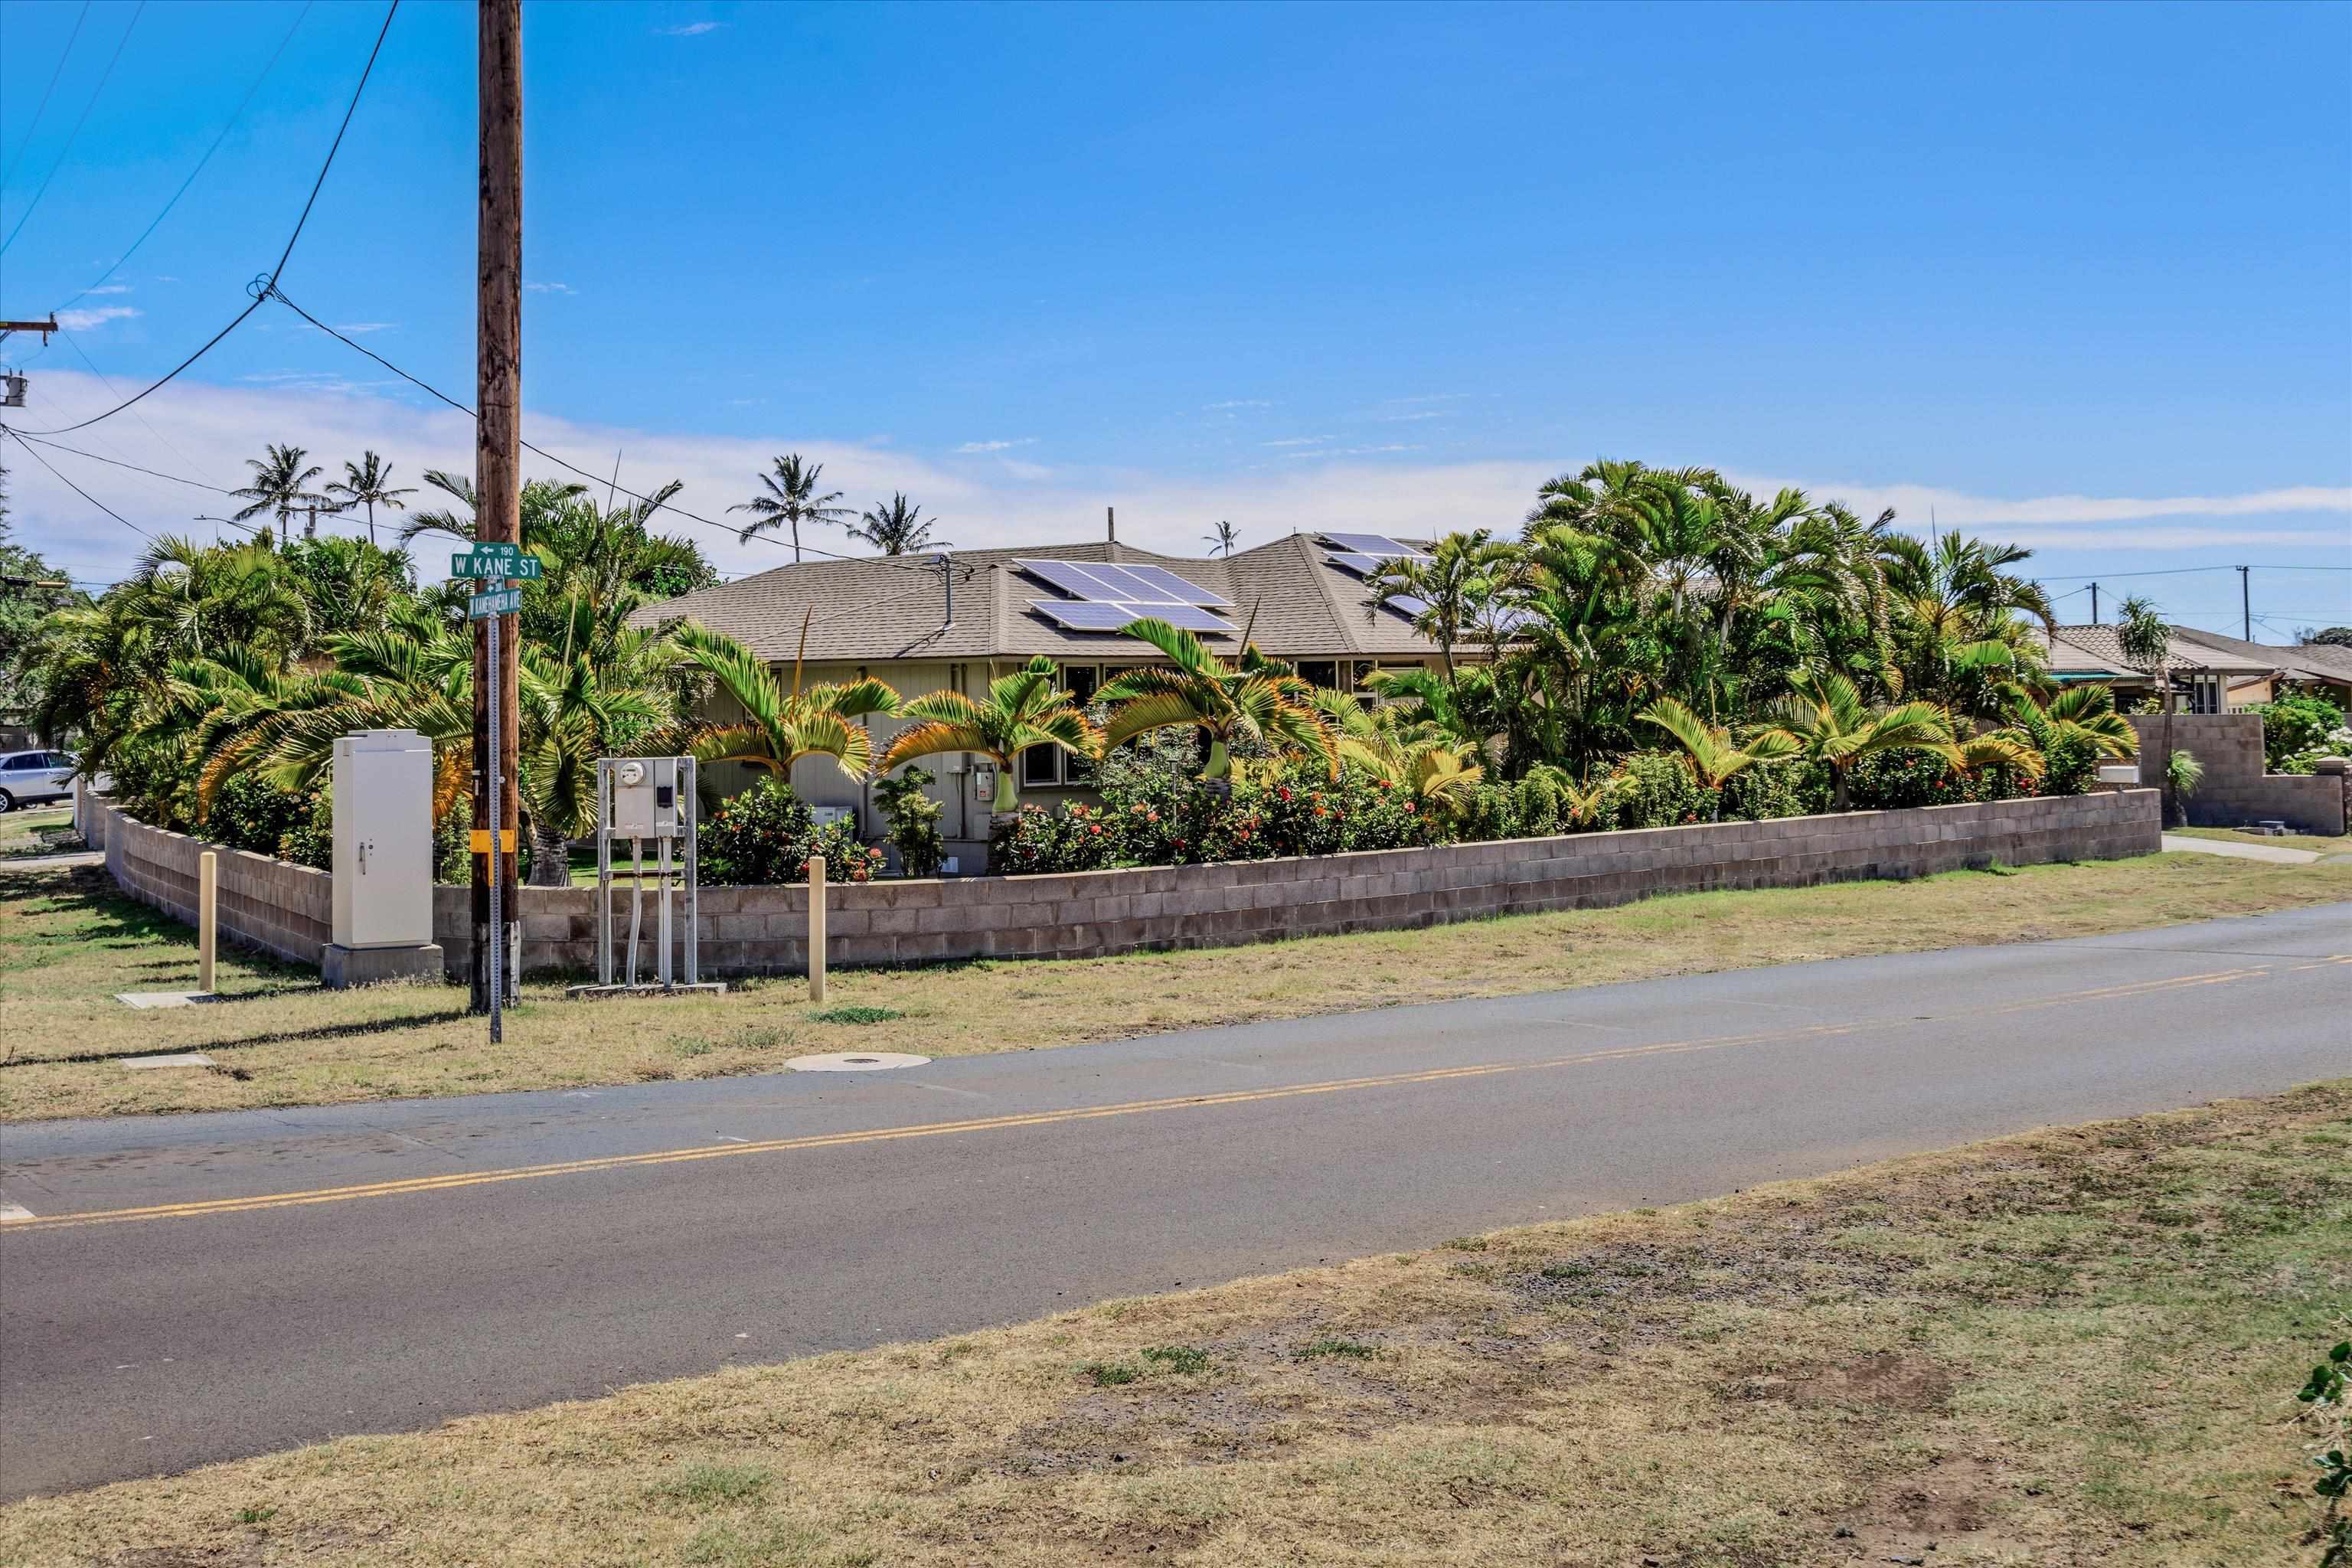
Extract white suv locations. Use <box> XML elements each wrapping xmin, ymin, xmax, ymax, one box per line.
<box><xmin>0</xmin><ymin>750</ymin><xmax>77</xmax><ymax>812</ymax></box>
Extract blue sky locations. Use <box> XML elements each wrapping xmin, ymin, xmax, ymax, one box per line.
<box><xmin>2</xmin><ymin>0</ymin><xmax>2346</xmax><ymax>632</ymax></box>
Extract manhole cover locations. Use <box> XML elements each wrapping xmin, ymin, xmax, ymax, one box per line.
<box><xmin>785</xmin><ymin>1051</ymin><xmax>931</xmax><ymax>1073</ymax></box>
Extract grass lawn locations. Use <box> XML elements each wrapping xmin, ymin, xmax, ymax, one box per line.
<box><xmin>7</xmin><ymin>1083</ymin><xmax>2345</xmax><ymax>1565</ymax></box>
<box><xmin>2175</xmin><ymin>825</ymin><xmax>2352</xmax><ymax>857</ymax></box>
<box><xmin>0</xmin><ymin>804</ymin><xmax>77</xmax><ymax>858</ymax></box>
<box><xmin>4</xmin><ymin>848</ymin><xmax>2349</xmax><ymax>1123</ymax></box>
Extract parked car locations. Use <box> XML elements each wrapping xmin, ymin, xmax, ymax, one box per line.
<box><xmin>0</xmin><ymin>750</ymin><xmax>78</xmax><ymax>812</ymax></box>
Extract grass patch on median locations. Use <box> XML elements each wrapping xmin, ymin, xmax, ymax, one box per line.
<box><xmin>3</xmin><ymin>848</ymin><xmax>2349</xmax><ymax>1122</ymax></box>
<box><xmin>8</xmin><ymin>1083</ymin><xmax>2347</xmax><ymax>1565</ymax></box>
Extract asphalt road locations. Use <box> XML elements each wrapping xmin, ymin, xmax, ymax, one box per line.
<box><xmin>4</xmin><ymin>903</ymin><xmax>2347</xmax><ymax>1501</ymax></box>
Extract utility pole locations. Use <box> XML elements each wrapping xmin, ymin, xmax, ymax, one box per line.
<box><xmin>2089</xmin><ymin>583</ymin><xmax>2099</xmax><ymax>624</ymax></box>
<box><xmin>0</xmin><ymin>317</ymin><xmax>57</xmax><ymax>407</ymax></box>
<box><xmin>471</xmin><ymin>0</ymin><xmax>523</xmax><ymax>1016</ymax></box>
<box><xmin>2237</xmin><ymin>564</ymin><xmax>2250</xmax><ymax>642</ymax></box>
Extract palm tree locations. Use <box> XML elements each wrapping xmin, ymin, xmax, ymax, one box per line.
<box><xmin>1308</xmin><ymin>689</ymin><xmax>1488</xmax><ymax>818</ymax></box>
<box><xmin>671</xmin><ymin>622</ymin><xmax>902</xmax><ymax>784</ymax></box>
<box><xmin>1759</xmin><ymin>668</ymin><xmax>1959</xmax><ymax>811</ymax></box>
<box><xmin>323</xmin><ymin>452</ymin><xmax>416</xmax><ymax>547</ymax></box>
<box><xmin>1204</xmin><ymin>520</ymin><xmax>1240</xmax><ymax>557</ymax></box>
<box><xmin>1364</xmin><ymin>530</ymin><xmax>1516</xmax><ymax>681</ymax></box>
<box><xmin>1881</xmin><ymin>531</ymin><xmax>2056</xmax><ymax>715</ymax></box>
<box><xmin>1637</xmin><ymin>697</ymin><xmax>1801</xmax><ymax>815</ymax></box>
<box><xmin>230</xmin><ymin>445</ymin><xmax>331</xmax><ymax>538</ymax></box>
<box><xmin>848</xmin><ymin>492</ymin><xmax>946</xmax><ymax>555</ymax></box>
<box><xmin>2114</xmin><ymin>594</ymin><xmax>2175</xmax><ymax>822</ymax></box>
<box><xmin>730</xmin><ymin>454</ymin><xmax>850</xmax><ymax>559</ymax></box>
<box><xmin>877</xmin><ymin>655</ymin><xmax>1098</xmax><ymax>814</ymax></box>
<box><xmin>1099</xmin><ymin>620</ymin><xmax>1335</xmax><ymax>783</ymax></box>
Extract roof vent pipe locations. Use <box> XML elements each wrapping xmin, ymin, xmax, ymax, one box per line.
<box><xmin>1106</xmin><ymin>505</ymin><xmax>1117</xmax><ymax>560</ymax></box>
<box><xmin>936</xmin><ymin>552</ymin><xmax>953</xmax><ymax>629</ymax></box>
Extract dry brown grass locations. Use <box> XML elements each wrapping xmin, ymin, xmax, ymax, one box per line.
<box><xmin>5</xmin><ymin>848</ymin><xmax>2349</xmax><ymax>1122</ymax></box>
<box><xmin>6</xmin><ymin>1083</ymin><xmax>2346</xmax><ymax>1566</ymax></box>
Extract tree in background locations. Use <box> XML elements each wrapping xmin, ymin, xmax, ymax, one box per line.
<box><xmin>1204</xmin><ymin>520</ymin><xmax>1240</xmax><ymax>557</ymax></box>
<box><xmin>230</xmin><ymin>445</ymin><xmax>332</xmax><ymax>538</ymax></box>
<box><xmin>2298</xmin><ymin>626</ymin><xmax>2352</xmax><ymax>648</ymax></box>
<box><xmin>1364</xmin><ymin>528</ymin><xmax>1517</xmax><ymax>681</ymax></box>
<box><xmin>730</xmin><ymin>454</ymin><xmax>849</xmax><ymax>559</ymax></box>
<box><xmin>848</xmin><ymin>492</ymin><xmax>946</xmax><ymax>555</ymax></box>
<box><xmin>323</xmin><ymin>451</ymin><xmax>416</xmax><ymax>546</ymax></box>
<box><xmin>2114</xmin><ymin>594</ymin><xmax>2175</xmax><ymax>823</ymax></box>
<box><xmin>1</xmin><ymin>466</ymin><xmax>82</xmax><ymax>727</ymax></box>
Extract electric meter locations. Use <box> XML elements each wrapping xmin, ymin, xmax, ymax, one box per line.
<box><xmin>609</xmin><ymin>756</ymin><xmax>681</xmax><ymax>838</ymax></box>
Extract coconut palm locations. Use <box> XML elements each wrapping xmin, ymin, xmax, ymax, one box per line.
<box><xmin>323</xmin><ymin>452</ymin><xmax>416</xmax><ymax>547</ymax></box>
<box><xmin>1204</xmin><ymin>520</ymin><xmax>1240</xmax><ymax>557</ymax></box>
<box><xmin>848</xmin><ymin>492</ymin><xmax>946</xmax><ymax>555</ymax></box>
<box><xmin>2115</xmin><ymin>593</ymin><xmax>2174</xmax><ymax>820</ymax></box>
<box><xmin>1759</xmin><ymin>668</ymin><xmax>1959</xmax><ymax>811</ymax></box>
<box><xmin>730</xmin><ymin>454</ymin><xmax>850</xmax><ymax>559</ymax></box>
<box><xmin>1637</xmin><ymin>697</ymin><xmax>1802</xmax><ymax>815</ymax></box>
<box><xmin>877</xmin><ymin>655</ymin><xmax>1098</xmax><ymax>814</ymax></box>
<box><xmin>1100</xmin><ymin>619</ymin><xmax>1335</xmax><ymax>783</ymax></box>
<box><xmin>671</xmin><ymin>622</ymin><xmax>901</xmax><ymax>784</ymax></box>
<box><xmin>1364</xmin><ymin>530</ymin><xmax>1516</xmax><ymax>680</ymax></box>
<box><xmin>230</xmin><ymin>445</ymin><xmax>332</xmax><ymax>537</ymax></box>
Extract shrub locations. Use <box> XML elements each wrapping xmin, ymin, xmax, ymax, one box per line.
<box><xmin>1844</xmin><ymin>747</ymin><xmax>1978</xmax><ymax>811</ymax></box>
<box><xmin>204</xmin><ymin>773</ymin><xmax>330</xmax><ymax>870</ymax></box>
<box><xmin>1604</xmin><ymin>750</ymin><xmax>1713</xmax><ymax>828</ymax></box>
<box><xmin>699</xmin><ymin>779</ymin><xmax>876</xmax><ymax>884</ymax></box>
<box><xmin>874</xmin><ymin>765</ymin><xmax>946</xmax><ymax>878</ymax></box>
<box><xmin>1719</xmin><ymin>759</ymin><xmax>1828</xmax><ymax>822</ymax></box>
<box><xmin>2252</xmin><ymin>691</ymin><xmax>2347</xmax><ymax>771</ymax></box>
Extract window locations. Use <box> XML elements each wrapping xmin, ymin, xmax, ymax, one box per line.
<box><xmin>1063</xmin><ymin>665</ymin><xmax>1099</xmax><ymax>782</ymax></box>
<box><xmin>1021</xmin><ymin>744</ymin><xmax>1060</xmax><ymax>787</ymax></box>
<box><xmin>1298</xmin><ymin>660</ymin><xmax>1338</xmax><ymax>691</ymax></box>
<box><xmin>2187</xmin><ymin>673</ymin><xmax>2223</xmax><ymax>715</ymax></box>
<box><xmin>3</xmin><ymin>756</ymin><xmax>38</xmax><ymax>772</ymax></box>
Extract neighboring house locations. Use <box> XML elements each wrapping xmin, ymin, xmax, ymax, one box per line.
<box><xmin>2035</xmin><ymin>624</ymin><xmax>2289</xmax><ymax>715</ymax></box>
<box><xmin>2163</xmin><ymin>627</ymin><xmax>2352</xmax><ymax>709</ymax></box>
<box><xmin>633</xmin><ymin>532</ymin><xmax>1471</xmax><ymax>868</ymax></box>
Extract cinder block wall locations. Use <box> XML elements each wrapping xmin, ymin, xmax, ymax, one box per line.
<box><xmin>98</xmin><ymin>805</ymin><xmax>332</xmax><ymax>965</ymax></box>
<box><xmin>432</xmin><ymin>789</ymin><xmax>2162</xmax><ymax>979</ymax></box>
<box><xmin>2126</xmin><ymin>714</ymin><xmax>2347</xmax><ymax>835</ymax></box>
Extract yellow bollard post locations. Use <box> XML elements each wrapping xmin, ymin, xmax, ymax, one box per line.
<box><xmin>198</xmin><ymin>849</ymin><xmax>218</xmax><ymax>995</ymax></box>
<box><xmin>808</xmin><ymin>854</ymin><xmax>828</xmax><ymax>1004</ymax></box>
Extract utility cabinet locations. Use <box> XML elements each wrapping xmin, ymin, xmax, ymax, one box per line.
<box><xmin>331</xmin><ymin>729</ymin><xmax>434</xmax><ymax>952</ymax></box>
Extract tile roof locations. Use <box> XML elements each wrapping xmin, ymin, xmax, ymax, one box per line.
<box><xmin>2168</xmin><ymin>626</ymin><xmax>2352</xmax><ymax>685</ymax></box>
<box><xmin>629</xmin><ymin>535</ymin><xmax>1457</xmax><ymax>665</ymax></box>
<box><xmin>2037</xmin><ymin>623</ymin><xmax>2279</xmax><ymax>678</ymax></box>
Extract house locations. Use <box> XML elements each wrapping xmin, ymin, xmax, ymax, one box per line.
<box><xmin>2035</xmin><ymin>623</ymin><xmax>2297</xmax><ymax>714</ymax></box>
<box><xmin>632</xmin><ymin>531</ymin><xmax>1471</xmax><ymax>869</ymax></box>
<box><xmin>2164</xmin><ymin>627</ymin><xmax>2352</xmax><ymax>709</ymax></box>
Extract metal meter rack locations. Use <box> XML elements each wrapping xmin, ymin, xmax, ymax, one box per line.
<box><xmin>567</xmin><ymin>756</ymin><xmax>727</xmax><ymax>1000</ymax></box>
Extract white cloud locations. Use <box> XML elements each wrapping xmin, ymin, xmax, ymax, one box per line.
<box><xmin>655</xmin><ymin>21</ymin><xmax>721</xmax><ymax>35</ymax></box>
<box><xmin>523</xmin><ymin>281</ymin><xmax>576</xmax><ymax>296</ymax></box>
<box><xmin>954</xmin><ymin>438</ymin><xmax>1034</xmax><ymax>454</ymax></box>
<box><xmin>85</xmin><ymin>284</ymin><xmax>133</xmax><ymax>296</ymax></box>
<box><xmin>1204</xmin><ymin>399</ymin><xmax>1272</xmax><ymax>410</ymax></box>
<box><xmin>1376</xmin><ymin>410</ymin><xmax>1450</xmax><ymax>423</ymax></box>
<box><xmin>294</xmin><ymin>321</ymin><xmax>396</xmax><ymax>335</ymax></box>
<box><xmin>5</xmin><ymin>370</ymin><xmax>2342</xmax><ymax>599</ymax></box>
<box><xmin>54</xmin><ymin>305</ymin><xmax>140</xmax><ymax>332</ymax></box>
<box><xmin>1260</xmin><ymin>436</ymin><xmax>1327</xmax><ymax>447</ymax></box>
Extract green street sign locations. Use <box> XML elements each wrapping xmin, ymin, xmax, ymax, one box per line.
<box><xmin>452</xmin><ymin>550</ymin><xmax>541</xmax><ymax>580</ymax></box>
<box><xmin>469</xmin><ymin>587</ymin><xmax>523</xmax><ymax>619</ymax></box>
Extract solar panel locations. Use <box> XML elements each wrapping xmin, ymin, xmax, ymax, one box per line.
<box><xmin>1382</xmin><ymin>593</ymin><xmax>1432</xmax><ymax>619</ymax></box>
<box><xmin>1318</xmin><ymin>531</ymin><xmax>1422</xmax><ymax>557</ymax></box>
<box><xmin>1016</xmin><ymin>559</ymin><xmax>1125</xmax><ymax>600</ymax></box>
<box><xmin>1150</xmin><ymin>604</ymin><xmax>1237</xmax><ymax>634</ymax></box>
<box><xmin>1324</xmin><ymin>551</ymin><xmax>1393</xmax><ymax>577</ymax></box>
<box><xmin>1118</xmin><ymin>564</ymin><xmax>1233</xmax><ymax>606</ymax></box>
<box><xmin>1080</xmin><ymin>564</ymin><xmax>1187</xmax><ymax>605</ymax></box>
<box><xmin>1030</xmin><ymin>599</ymin><xmax>1138</xmax><ymax>631</ymax></box>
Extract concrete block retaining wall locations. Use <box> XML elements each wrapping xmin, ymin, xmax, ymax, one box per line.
<box><xmin>90</xmin><ymin>790</ymin><xmax>2161</xmax><ymax>982</ymax></box>
<box><xmin>98</xmin><ymin>805</ymin><xmax>333</xmax><ymax>966</ymax></box>
<box><xmin>430</xmin><ymin>789</ymin><xmax>2159</xmax><ymax>978</ymax></box>
<box><xmin>2126</xmin><ymin>714</ymin><xmax>2347</xmax><ymax>836</ymax></box>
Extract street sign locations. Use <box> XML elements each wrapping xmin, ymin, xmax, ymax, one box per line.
<box><xmin>469</xmin><ymin>587</ymin><xmax>523</xmax><ymax>619</ymax></box>
<box><xmin>452</xmin><ymin>550</ymin><xmax>541</xmax><ymax>580</ymax></box>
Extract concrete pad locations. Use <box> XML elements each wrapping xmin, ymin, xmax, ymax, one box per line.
<box><xmin>113</xmin><ymin>991</ymin><xmax>222</xmax><ymax>1009</ymax></box>
<box><xmin>2161</xmin><ymin>833</ymin><xmax>2322</xmax><ymax>865</ymax></box>
<box><xmin>119</xmin><ymin>1053</ymin><xmax>216</xmax><ymax>1070</ymax></box>
<box><xmin>785</xmin><ymin>1051</ymin><xmax>931</xmax><ymax>1072</ymax></box>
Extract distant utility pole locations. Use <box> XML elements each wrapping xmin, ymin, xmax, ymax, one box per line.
<box><xmin>2089</xmin><ymin>583</ymin><xmax>2099</xmax><ymax>624</ymax></box>
<box><xmin>471</xmin><ymin>0</ymin><xmax>523</xmax><ymax>1016</ymax></box>
<box><xmin>2237</xmin><ymin>564</ymin><xmax>2250</xmax><ymax>642</ymax></box>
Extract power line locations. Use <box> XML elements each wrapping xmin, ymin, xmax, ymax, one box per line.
<box><xmin>270</xmin><ymin>286</ymin><xmax>880</xmax><ymax>567</ymax></box>
<box><xmin>0</xmin><ymin>428</ymin><xmax>234</xmax><ymax>494</ymax></box>
<box><xmin>5</xmin><ymin>0</ymin><xmax>399</xmax><ymax>438</ymax></box>
<box><xmin>51</xmin><ymin>2</ymin><xmax>316</xmax><ymax>315</ymax></box>
<box><xmin>0</xmin><ymin>1</ymin><xmax>145</xmax><ymax>257</ymax></box>
<box><xmin>52</xmin><ymin>325</ymin><xmax>230</xmax><ymax>485</ymax></box>
<box><xmin>0</xmin><ymin>1</ymin><xmax>91</xmax><ymax>191</ymax></box>
<box><xmin>3</xmin><ymin>428</ymin><xmax>155</xmax><ymax>541</ymax></box>
<box><xmin>2034</xmin><ymin>563</ymin><xmax>2351</xmax><ymax>581</ymax></box>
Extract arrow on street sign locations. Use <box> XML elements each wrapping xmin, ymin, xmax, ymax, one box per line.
<box><xmin>469</xmin><ymin>587</ymin><xmax>523</xmax><ymax>619</ymax></box>
<box><xmin>452</xmin><ymin>550</ymin><xmax>542</xmax><ymax>580</ymax></box>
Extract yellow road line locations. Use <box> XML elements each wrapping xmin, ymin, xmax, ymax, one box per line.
<box><xmin>0</xmin><ymin>963</ymin><xmax>2288</xmax><ymax>1234</ymax></box>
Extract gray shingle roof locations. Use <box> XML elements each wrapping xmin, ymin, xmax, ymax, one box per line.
<box><xmin>2037</xmin><ymin>623</ymin><xmax>2278</xmax><ymax>678</ymax></box>
<box><xmin>629</xmin><ymin>535</ymin><xmax>1455</xmax><ymax>664</ymax></box>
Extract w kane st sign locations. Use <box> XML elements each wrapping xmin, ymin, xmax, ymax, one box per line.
<box><xmin>452</xmin><ymin>545</ymin><xmax>542</xmax><ymax>580</ymax></box>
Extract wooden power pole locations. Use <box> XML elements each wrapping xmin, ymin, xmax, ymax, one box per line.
<box><xmin>471</xmin><ymin>0</ymin><xmax>523</xmax><ymax>1014</ymax></box>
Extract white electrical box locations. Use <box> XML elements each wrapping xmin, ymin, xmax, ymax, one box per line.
<box><xmin>2096</xmin><ymin>763</ymin><xmax>2141</xmax><ymax>785</ymax></box>
<box><xmin>971</xmin><ymin>762</ymin><xmax>997</xmax><ymax>802</ymax></box>
<box><xmin>809</xmin><ymin>805</ymin><xmax>855</xmax><ymax>829</ymax></box>
<box><xmin>332</xmin><ymin>729</ymin><xmax>434</xmax><ymax>949</ymax></box>
<box><xmin>609</xmin><ymin>756</ymin><xmax>682</xmax><ymax>838</ymax></box>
